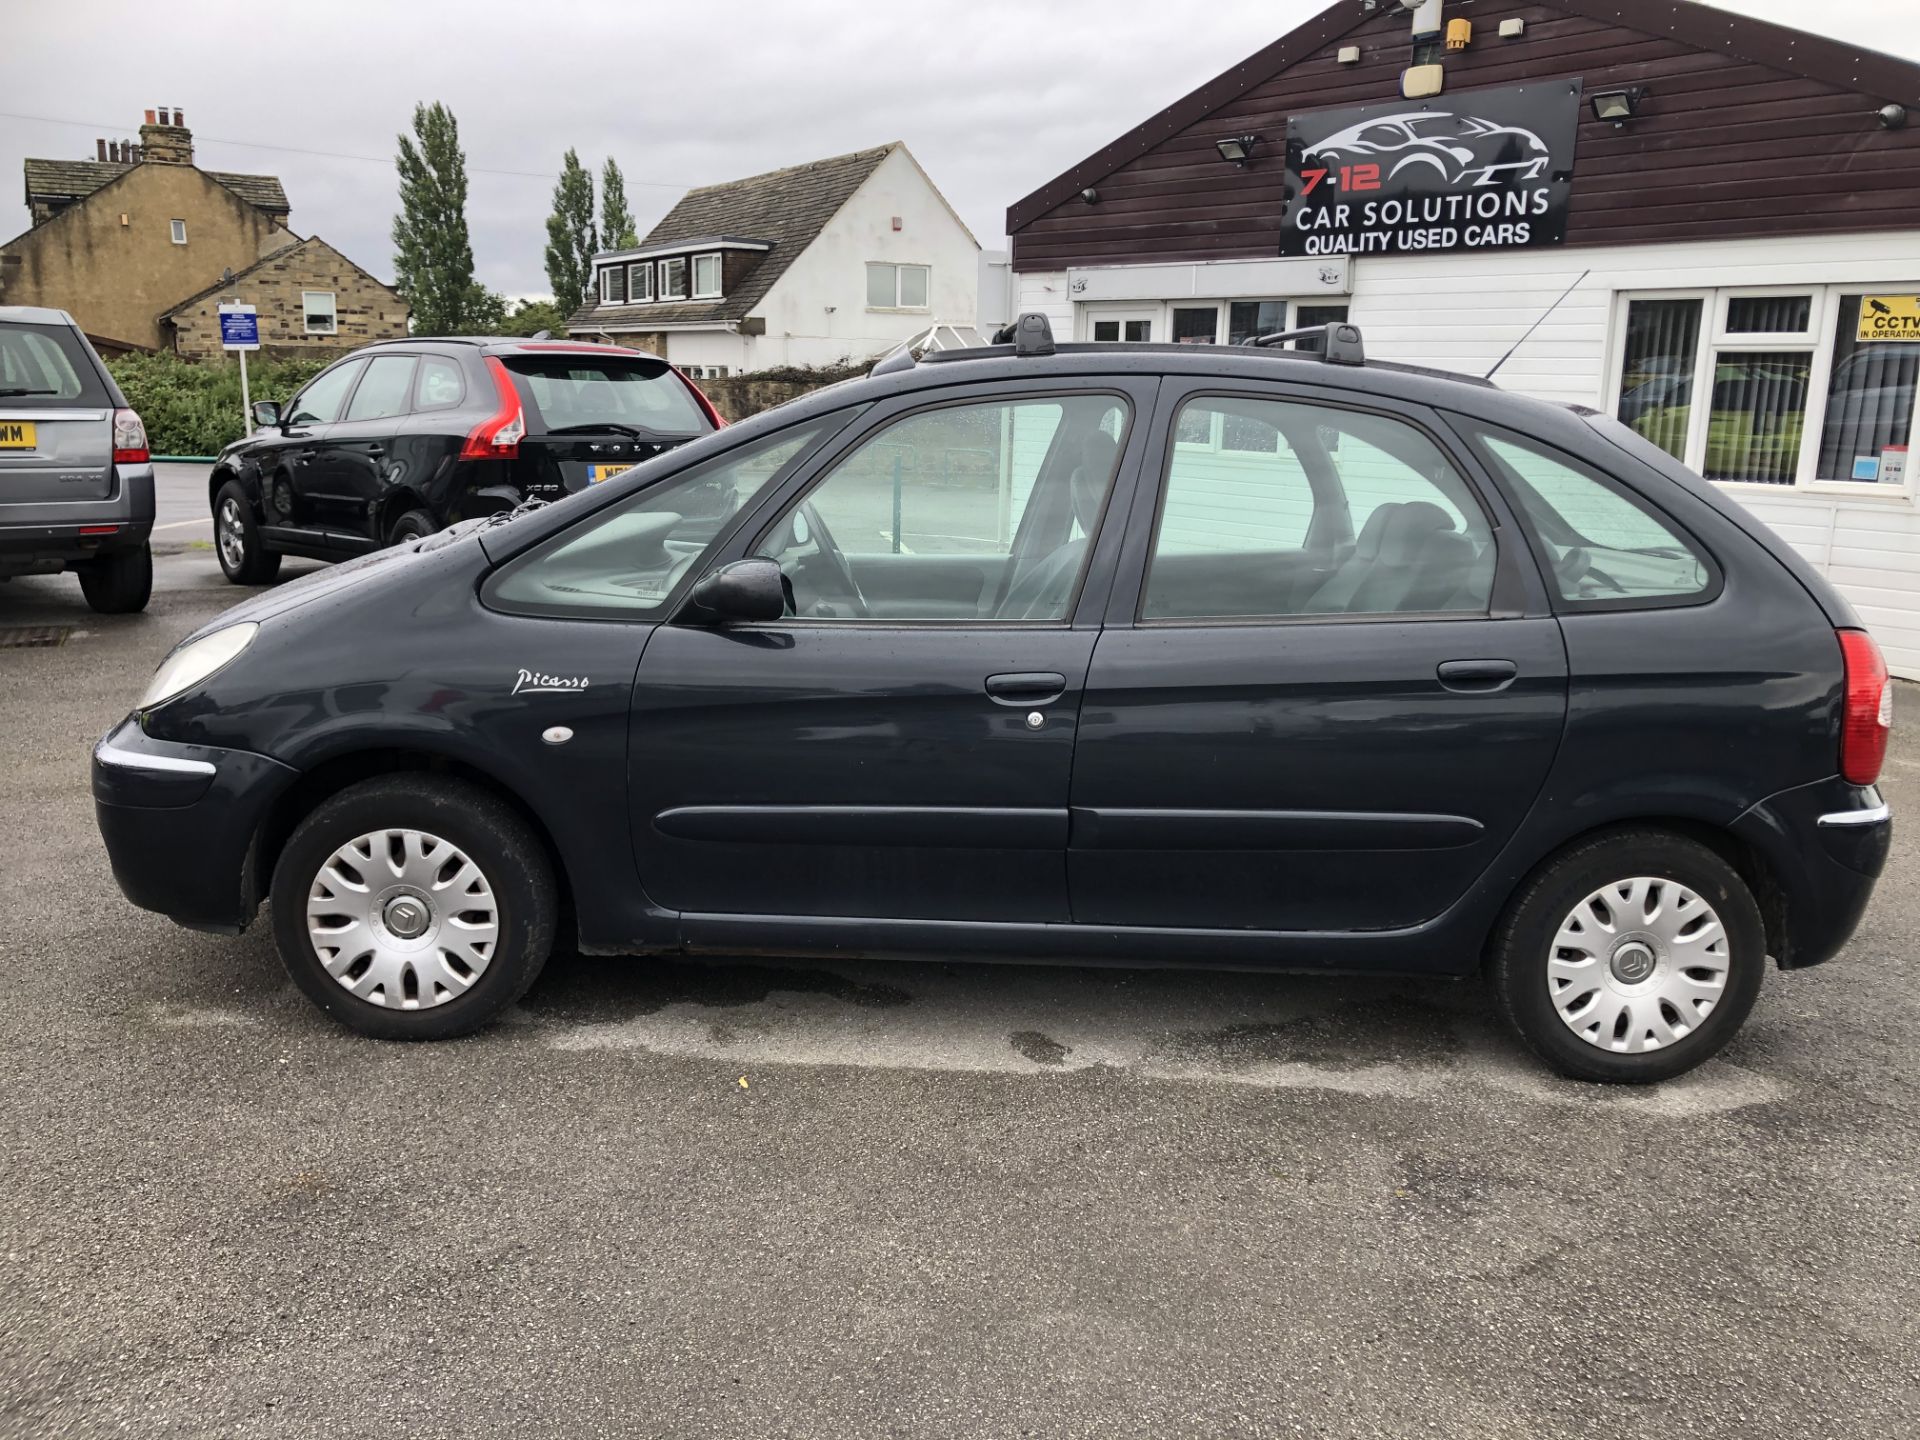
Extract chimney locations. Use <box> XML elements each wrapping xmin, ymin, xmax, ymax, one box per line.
<box><xmin>96</xmin><ymin>138</ymin><xmax>107</xmax><ymax>161</ymax></box>
<box><xmin>137</xmin><ymin>105</ymin><xmax>193</xmax><ymax>165</ymax></box>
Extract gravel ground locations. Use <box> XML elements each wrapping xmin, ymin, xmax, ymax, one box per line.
<box><xmin>1</xmin><ymin>493</ymin><xmax>1916</xmax><ymax>1438</ymax></box>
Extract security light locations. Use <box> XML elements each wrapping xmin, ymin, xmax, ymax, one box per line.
<box><xmin>1215</xmin><ymin>135</ymin><xmax>1260</xmax><ymax>167</ymax></box>
<box><xmin>1591</xmin><ymin>88</ymin><xmax>1646</xmax><ymax>125</ymax></box>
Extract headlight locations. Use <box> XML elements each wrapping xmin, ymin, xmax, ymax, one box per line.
<box><xmin>140</xmin><ymin>623</ymin><xmax>258</xmax><ymax>709</ymax></box>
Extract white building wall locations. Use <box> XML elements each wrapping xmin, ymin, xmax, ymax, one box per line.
<box><xmin>1017</xmin><ymin>230</ymin><xmax>1920</xmax><ymax>676</ymax></box>
<box><xmin>743</xmin><ymin>146</ymin><xmax>979</xmax><ymax>370</ymax></box>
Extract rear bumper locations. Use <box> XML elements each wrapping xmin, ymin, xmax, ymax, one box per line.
<box><xmin>0</xmin><ymin>462</ymin><xmax>154</xmax><ymax>574</ymax></box>
<box><xmin>92</xmin><ymin>718</ymin><xmax>297</xmax><ymax>934</ymax></box>
<box><xmin>1732</xmin><ymin>776</ymin><xmax>1891</xmax><ymax>969</ymax></box>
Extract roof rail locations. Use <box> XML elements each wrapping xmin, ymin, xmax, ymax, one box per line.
<box><xmin>1240</xmin><ymin>322</ymin><xmax>1365</xmax><ymax>366</ymax></box>
<box><xmin>990</xmin><ymin>312</ymin><xmax>1056</xmax><ymax>356</ymax></box>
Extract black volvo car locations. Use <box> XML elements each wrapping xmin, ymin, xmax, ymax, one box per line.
<box><xmin>207</xmin><ymin>337</ymin><xmax>722</xmax><ymax>582</ymax></box>
<box><xmin>95</xmin><ymin>318</ymin><xmax>1892</xmax><ymax>1083</ymax></box>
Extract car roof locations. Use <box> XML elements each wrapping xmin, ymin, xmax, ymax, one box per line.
<box><xmin>356</xmin><ymin>336</ymin><xmax>668</xmax><ymax>362</ymax></box>
<box><xmin>0</xmin><ymin>305</ymin><xmax>80</xmax><ymax>327</ymax></box>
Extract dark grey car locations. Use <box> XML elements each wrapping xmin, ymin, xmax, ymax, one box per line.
<box><xmin>0</xmin><ymin>307</ymin><xmax>155</xmax><ymax>612</ymax></box>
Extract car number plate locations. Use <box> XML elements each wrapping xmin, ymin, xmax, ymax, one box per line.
<box><xmin>587</xmin><ymin>462</ymin><xmax>633</xmax><ymax>484</ymax></box>
<box><xmin>0</xmin><ymin>421</ymin><xmax>37</xmax><ymax>449</ymax></box>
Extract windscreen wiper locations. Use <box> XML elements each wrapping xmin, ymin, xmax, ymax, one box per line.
<box><xmin>0</xmin><ymin>387</ymin><xmax>58</xmax><ymax>397</ymax></box>
<box><xmin>544</xmin><ymin>422</ymin><xmax>654</xmax><ymax>439</ymax></box>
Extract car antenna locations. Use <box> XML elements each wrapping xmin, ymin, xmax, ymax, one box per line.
<box><xmin>1485</xmin><ymin>269</ymin><xmax>1591</xmax><ymax>382</ymax></box>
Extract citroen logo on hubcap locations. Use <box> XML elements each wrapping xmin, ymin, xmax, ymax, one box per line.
<box><xmin>384</xmin><ymin>896</ymin><xmax>430</xmax><ymax>939</ymax></box>
<box><xmin>1611</xmin><ymin>941</ymin><xmax>1657</xmax><ymax>984</ymax></box>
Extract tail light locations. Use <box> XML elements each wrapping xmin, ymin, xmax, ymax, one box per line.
<box><xmin>459</xmin><ymin>357</ymin><xmax>526</xmax><ymax>460</ymax></box>
<box><xmin>1838</xmin><ymin>628</ymin><xmax>1892</xmax><ymax>786</ymax></box>
<box><xmin>678</xmin><ymin>372</ymin><xmax>727</xmax><ymax>429</ymax></box>
<box><xmin>112</xmin><ymin>408</ymin><xmax>149</xmax><ymax>465</ymax></box>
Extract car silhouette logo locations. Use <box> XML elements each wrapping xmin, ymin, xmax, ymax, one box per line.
<box><xmin>1304</xmin><ymin>111</ymin><xmax>1551</xmax><ymax>189</ymax></box>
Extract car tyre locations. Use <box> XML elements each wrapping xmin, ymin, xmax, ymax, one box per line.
<box><xmin>77</xmin><ymin>542</ymin><xmax>152</xmax><ymax>614</ymax></box>
<box><xmin>1490</xmin><ymin>829</ymin><xmax>1767</xmax><ymax>1084</ymax></box>
<box><xmin>270</xmin><ymin>775</ymin><xmax>557</xmax><ymax>1040</ymax></box>
<box><xmin>387</xmin><ymin>508</ymin><xmax>437</xmax><ymax>546</ymax></box>
<box><xmin>214</xmin><ymin>481</ymin><xmax>282</xmax><ymax>585</ymax></box>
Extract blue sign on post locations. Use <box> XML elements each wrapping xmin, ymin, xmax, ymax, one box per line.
<box><xmin>218</xmin><ymin>304</ymin><xmax>260</xmax><ymax>350</ymax></box>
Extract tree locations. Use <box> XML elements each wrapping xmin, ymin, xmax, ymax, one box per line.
<box><xmin>462</xmin><ymin>284</ymin><xmax>508</xmax><ymax>333</ymax></box>
<box><xmin>601</xmin><ymin>158</ymin><xmax>638</xmax><ymax>249</ymax></box>
<box><xmin>497</xmin><ymin>298</ymin><xmax>570</xmax><ymax>338</ymax></box>
<box><xmin>391</xmin><ymin>102</ymin><xmax>478</xmax><ymax>335</ymax></box>
<box><xmin>544</xmin><ymin>150</ymin><xmax>597</xmax><ymax>317</ymax></box>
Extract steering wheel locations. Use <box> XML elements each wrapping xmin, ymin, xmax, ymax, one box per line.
<box><xmin>792</xmin><ymin>501</ymin><xmax>869</xmax><ymax>619</ymax></box>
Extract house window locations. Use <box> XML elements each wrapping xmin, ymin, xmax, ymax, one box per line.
<box><xmin>1614</xmin><ymin>288</ymin><xmax>1919</xmax><ymax>489</ymax></box>
<box><xmin>302</xmin><ymin>291</ymin><xmax>337</xmax><ymax>336</ymax></box>
<box><xmin>692</xmin><ymin>253</ymin><xmax>722</xmax><ymax>299</ymax></box>
<box><xmin>600</xmin><ymin>266</ymin><xmax>627</xmax><ymax>304</ymax></box>
<box><xmin>627</xmin><ymin>263</ymin><xmax>652</xmax><ymax>303</ymax></box>
<box><xmin>659</xmin><ymin>257</ymin><xmax>687</xmax><ymax>300</ymax></box>
<box><xmin>867</xmin><ymin>263</ymin><xmax>931</xmax><ymax>310</ymax></box>
<box><xmin>682</xmin><ymin>365</ymin><xmax>730</xmax><ymax>380</ymax></box>
<box><xmin>169</xmin><ymin>219</ymin><xmax>187</xmax><ymax>245</ymax></box>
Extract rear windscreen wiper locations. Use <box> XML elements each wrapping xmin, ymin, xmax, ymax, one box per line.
<box><xmin>0</xmin><ymin>387</ymin><xmax>58</xmax><ymax>397</ymax></box>
<box><xmin>543</xmin><ymin>422</ymin><xmax>657</xmax><ymax>440</ymax></box>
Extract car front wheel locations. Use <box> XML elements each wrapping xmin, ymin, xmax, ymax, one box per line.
<box><xmin>270</xmin><ymin>775</ymin><xmax>557</xmax><ymax>1039</ymax></box>
<box><xmin>214</xmin><ymin>482</ymin><xmax>282</xmax><ymax>585</ymax></box>
<box><xmin>1490</xmin><ymin>829</ymin><xmax>1767</xmax><ymax>1083</ymax></box>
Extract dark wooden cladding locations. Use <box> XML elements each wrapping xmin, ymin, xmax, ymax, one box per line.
<box><xmin>1008</xmin><ymin>0</ymin><xmax>1920</xmax><ymax>270</ymax></box>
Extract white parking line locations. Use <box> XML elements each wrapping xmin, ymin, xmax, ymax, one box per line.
<box><xmin>153</xmin><ymin>518</ymin><xmax>211</xmax><ymax>531</ymax></box>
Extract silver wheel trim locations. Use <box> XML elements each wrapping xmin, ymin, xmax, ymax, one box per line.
<box><xmin>1547</xmin><ymin>876</ymin><xmax>1732</xmax><ymax>1054</ymax></box>
<box><xmin>306</xmin><ymin>828</ymin><xmax>500</xmax><ymax>1010</ymax></box>
<box><xmin>217</xmin><ymin>498</ymin><xmax>246</xmax><ymax>570</ymax></box>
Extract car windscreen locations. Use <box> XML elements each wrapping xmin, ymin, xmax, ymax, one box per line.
<box><xmin>501</xmin><ymin>354</ymin><xmax>709</xmax><ymax>437</ymax></box>
<box><xmin>0</xmin><ymin>322</ymin><xmax>112</xmax><ymax>405</ymax></box>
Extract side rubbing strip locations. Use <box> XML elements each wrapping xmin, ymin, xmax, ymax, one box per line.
<box><xmin>1070</xmin><ymin>808</ymin><xmax>1484</xmax><ymax>851</ymax></box>
<box><xmin>654</xmin><ymin>805</ymin><xmax>1069</xmax><ymax>849</ymax></box>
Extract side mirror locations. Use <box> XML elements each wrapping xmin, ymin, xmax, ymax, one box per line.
<box><xmin>688</xmin><ymin>557</ymin><xmax>786</xmax><ymax>624</ymax></box>
<box><xmin>251</xmin><ymin>400</ymin><xmax>281</xmax><ymax>428</ymax></box>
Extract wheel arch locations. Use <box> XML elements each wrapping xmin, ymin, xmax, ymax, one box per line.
<box><xmin>249</xmin><ymin>746</ymin><xmax>577</xmax><ymax>945</ymax></box>
<box><xmin>1484</xmin><ymin>815</ymin><xmax>1789</xmax><ymax>971</ymax></box>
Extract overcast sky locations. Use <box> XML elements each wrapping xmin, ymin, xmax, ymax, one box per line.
<box><xmin>5</xmin><ymin>0</ymin><xmax>1915</xmax><ymax>301</ymax></box>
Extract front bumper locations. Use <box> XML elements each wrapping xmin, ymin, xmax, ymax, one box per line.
<box><xmin>1732</xmin><ymin>776</ymin><xmax>1891</xmax><ymax>969</ymax></box>
<box><xmin>92</xmin><ymin>718</ymin><xmax>298</xmax><ymax>934</ymax></box>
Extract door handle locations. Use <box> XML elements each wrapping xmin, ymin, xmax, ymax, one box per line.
<box><xmin>984</xmin><ymin>672</ymin><xmax>1067</xmax><ymax>705</ymax></box>
<box><xmin>366</xmin><ymin>445</ymin><xmax>385</xmax><ymax>458</ymax></box>
<box><xmin>1437</xmin><ymin>659</ymin><xmax>1518</xmax><ymax>692</ymax></box>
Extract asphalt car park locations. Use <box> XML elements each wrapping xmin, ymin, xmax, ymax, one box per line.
<box><xmin>2</xmin><ymin>467</ymin><xmax>1918</xmax><ymax>1437</ymax></box>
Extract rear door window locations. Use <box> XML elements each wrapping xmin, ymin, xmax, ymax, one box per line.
<box><xmin>502</xmin><ymin>353</ymin><xmax>709</xmax><ymax>437</ymax></box>
<box><xmin>0</xmin><ymin>323</ymin><xmax>110</xmax><ymax>405</ymax></box>
<box><xmin>1467</xmin><ymin>424</ymin><xmax>1715</xmax><ymax>606</ymax></box>
<box><xmin>343</xmin><ymin>355</ymin><xmax>417</xmax><ymax>422</ymax></box>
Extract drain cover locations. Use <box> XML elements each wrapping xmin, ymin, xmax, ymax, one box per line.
<box><xmin>0</xmin><ymin>625</ymin><xmax>72</xmax><ymax>649</ymax></box>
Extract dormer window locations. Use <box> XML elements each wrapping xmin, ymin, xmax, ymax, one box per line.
<box><xmin>599</xmin><ymin>266</ymin><xmax>627</xmax><ymax>304</ymax></box>
<box><xmin>628</xmin><ymin>263</ymin><xmax>653</xmax><ymax>303</ymax></box>
<box><xmin>692</xmin><ymin>253</ymin><xmax>722</xmax><ymax>300</ymax></box>
<box><xmin>659</xmin><ymin>257</ymin><xmax>688</xmax><ymax>301</ymax></box>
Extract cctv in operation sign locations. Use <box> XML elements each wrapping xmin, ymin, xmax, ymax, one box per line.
<box><xmin>1279</xmin><ymin>81</ymin><xmax>1582</xmax><ymax>259</ymax></box>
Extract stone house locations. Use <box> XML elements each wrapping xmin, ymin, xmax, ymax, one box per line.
<box><xmin>162</xmin><ymin>237</ymin><xmax>410</xmax><ymax>361</ymax></box>
<box><xmin>0</xmin><ymin>107</ymin><xmax>405</xmax><ymax>355</ymax></box>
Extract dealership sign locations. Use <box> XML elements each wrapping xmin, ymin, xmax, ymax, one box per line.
<box><xmin>1279</xmin><ymin>81</ymin><xmax>1582</xmax><ymax>259</ymax></box>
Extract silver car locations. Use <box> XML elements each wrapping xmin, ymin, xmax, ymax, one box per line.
<box><xmin>0</xmin><ymin>306</ymin><xmax>154</xmax><ymax>613</ymax></box>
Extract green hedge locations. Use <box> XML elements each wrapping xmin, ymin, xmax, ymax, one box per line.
<box><xmin>107</xmin><ymin>353</ymin><xmax>333</xmax><ymax>457</ymax></box>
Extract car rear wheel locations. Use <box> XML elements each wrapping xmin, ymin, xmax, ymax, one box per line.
<box><xmin>77</xmin><ymin>543</ymin><xmax>152</xmax><ymax>614</ymax></box>
<box><xmin>270</xmin><ymin>775</ymin><xmax>556</xmax><ymax>1040</ymax></box>
<box><xmin>214</xmin><ymin>482</ymin><xmax>281</xmax><ymax>585</ymax></box>
<box><xmin>387</xmin><ymin>509</ymin><xmax>437</xmax><ymax>546</ymax></box>
<box><xmin>1490</xmin><ymin>829</ymin><xmax>1766</xmax><ymax>1084</ymax></box>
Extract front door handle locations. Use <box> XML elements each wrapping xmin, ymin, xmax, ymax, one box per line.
<box><xmin>366</xmin><ymin>445</ymin><xmax>385</xmax><ymax>458</ymax></box>
<box><xmin>985</xmin><ymin>671</ymin><xmax>1067</xmax><ymax>706</ymax></box>
<box><xmin>1438</xmin><ymin>659</ymin><xmax>1518</xmax><ymax>692</ymax></box>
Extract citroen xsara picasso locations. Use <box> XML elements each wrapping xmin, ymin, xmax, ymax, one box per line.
<box><xmin>94</xmin><ymin>317</ymin><xmax>1892</xmax><ymax>1083</ymax></box>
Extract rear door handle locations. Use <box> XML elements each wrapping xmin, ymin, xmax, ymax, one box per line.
<box><xmin>985</xmin><ymin>671</ymin><xmax>1067</xmax><ymax>705</ymax></box>
<box><xmin>1438</xmin><ymin>659</ymin><xmax>1518</xmax><ymax>691</ymax></box>
<box><xmin>366</xmin><ymin>445</ymin><xmax>385</xmax><ymax>458</ymax></box>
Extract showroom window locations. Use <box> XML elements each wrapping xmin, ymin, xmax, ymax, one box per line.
<box><xmin>1613</xmin><ymin>287</ymin><xmax>1918</xmax><ymax>490</ymax></box>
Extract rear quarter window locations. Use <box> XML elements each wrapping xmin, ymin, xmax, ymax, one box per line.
<box><xmin>503</xmin><ymin>354</ymin><xmax>708</xmax><ymax>436</ymax></box>
<box><xmin>1465</xmin><ymin>422</ymin><xmax>1716</xmax><ymax>608</ymax></box>
<box><xmin>0</xmin><ymin>323</ymin><xmax>110</xmax><ymax>405</ymax></box>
